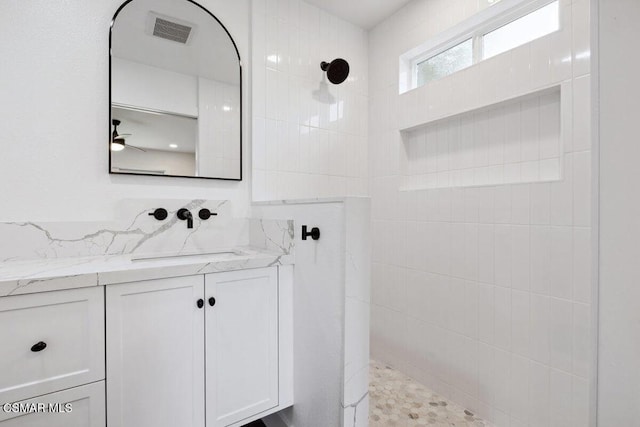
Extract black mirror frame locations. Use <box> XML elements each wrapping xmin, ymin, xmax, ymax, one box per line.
<box><xmin>108</xmin><ymin>0</ymin><xmax>243</xmax><ymax>181</ymax></box>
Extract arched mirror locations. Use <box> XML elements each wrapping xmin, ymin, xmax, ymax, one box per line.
<box><xmin>109</xmin><ymin>0</ymin><xmax>242</xmax><ymax>180</ymax></box>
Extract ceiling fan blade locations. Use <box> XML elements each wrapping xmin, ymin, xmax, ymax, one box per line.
<box><xmin>127</xmin><ymin>144</ymin><xmax>147</xmax><ymax>152</ymax></box>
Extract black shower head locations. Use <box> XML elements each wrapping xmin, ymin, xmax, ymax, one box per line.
<box><xmin>320</xmin><ymin>58</ymin><xmax>350</xmax><ymax>85</ymax></box>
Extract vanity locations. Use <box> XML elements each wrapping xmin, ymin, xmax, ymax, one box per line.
<box><xmin>0</xmin><ymin>194</ymin><xmax>373</xmax><ymax>427</ymax></box>
<box><xmin>0</xmin><ymin>243</ymin><xmax>294</xmax><ymax>427</ymax></box>
<box><xmin>0</xmin><ymin>0</ymin><xmax>296</xmax><ymax>422</ymax></box>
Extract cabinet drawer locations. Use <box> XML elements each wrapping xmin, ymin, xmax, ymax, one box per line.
<box><xmin>0</xmin><ymin>381</ymin><xmax>105</xmax><ymax>426</ymax></box>
<box><xmin>0</xmin><ymin>287</ymin><xmax>105</xmax><ymax>403</ymax></box>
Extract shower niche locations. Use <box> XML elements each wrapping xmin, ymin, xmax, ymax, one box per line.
<box><xmin>400</xmin><ymin>85</ymin><xmax>564</xmax><ymax>191</ymax></box>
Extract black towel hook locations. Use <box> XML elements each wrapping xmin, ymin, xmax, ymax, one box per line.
<box><xmin>302</xmin><ymin>225</ymin><xmax>320</xmax><ymax>241</ymax></box>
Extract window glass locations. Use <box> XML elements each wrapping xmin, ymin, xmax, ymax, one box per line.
<box><xmin>483</xmin><ymin>1</ymin><xmax>559</xmax><ymax>59</ymax></box>
<box><xmin>416</xmin><ymin>39</ymin><xmax>473</xmax><ymax>87</ymax></box>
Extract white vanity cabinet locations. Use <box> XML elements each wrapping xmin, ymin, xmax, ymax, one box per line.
<box><xmin>106</xmin><ymin>275</ymin><xmax>205</xmax><ymax>427</ymax></box>
<box><xmin>106</xmin><ymin>266</ymin><xmax>288</xmax><ymax>427</ymax></box>
<box><xmin>205</xmin><ymin>268</ymin><xmax>278</xmax><ymax>427</ymax></box>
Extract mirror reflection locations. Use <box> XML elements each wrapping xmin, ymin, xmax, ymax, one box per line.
<box><xmin>110</xmin><ymin>0</ymin><xmax>242</xmax><ymax>180</ymax></box>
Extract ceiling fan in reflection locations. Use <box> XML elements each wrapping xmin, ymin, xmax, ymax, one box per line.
<box><xmin>111</xmin><ymin>119</ymin><xmax>146</xmax><ymax>152</ymax></box>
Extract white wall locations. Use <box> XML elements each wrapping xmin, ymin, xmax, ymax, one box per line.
<box><xmin>596</xmin><ymin>0</ymin><xmax>640</xmax><ymax>424</ymax></box>
<box><xmin>368</xmin><ymin>0</ymin><xmax>592</xmax><ymax>426</ymax></box>
<box><xmin>0</xmin><ymin>0</ymin><xmax>251</xmax><ymax>222</ymax></box>
<box><xmin>253</xmin><ymin>198</ymin><xmax>371</xmax><ymax>427</ymax></box>
<box><xmin>251</xmin><ymin>0</ymin><xmax>369</xmax><ymax>201</ymax></box>
<box><xmin>112</xmin><ymin>57</ymin><xmax>199</xmax><ymax>116</ymax></box>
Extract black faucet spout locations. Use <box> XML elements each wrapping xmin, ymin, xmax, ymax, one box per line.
<box><xmin>177</xmin><ymin>208</ymin><xmax>194</xmax><ymax>229</ymax></box>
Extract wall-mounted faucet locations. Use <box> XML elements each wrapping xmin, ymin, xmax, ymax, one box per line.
<box><xmin>177</xmin><ymin>208</ymin><xmax>194</xmax><ymax>229</ymax></box>
<box><xmin>176</xmin><ymin>208</ymin><xmax>217</xmax><ymax>229</ymax></box>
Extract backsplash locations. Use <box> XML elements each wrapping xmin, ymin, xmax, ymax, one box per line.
<box><xmin>0</xmin><ymin>199</ymin><xmax>248</xmax><ymax>262</ymax></box>
<box><xmin>250</xmin><ymin>218</ymin><xmax>295</xmax><ymax>255</ymax></box>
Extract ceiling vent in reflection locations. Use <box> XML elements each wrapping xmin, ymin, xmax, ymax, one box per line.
<box><xmin>148</xmin><ymin>13</ymin><xmax>193</xmax><ymax>44</ymax></box>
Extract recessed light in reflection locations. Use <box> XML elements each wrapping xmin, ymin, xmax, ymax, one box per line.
<box><xmin>169</xmin><ymin>144</ymin><xmax>178</xmax><ymax>149</ymax></box>
<box><xmin>223</xmin><ymin>105</ymin><xmax>232</xmax><ymax>112</ymax></box>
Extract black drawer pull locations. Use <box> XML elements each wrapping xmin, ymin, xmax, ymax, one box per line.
<box><xmin>197</xmin><ymin>299</ymin><xmax>204</xmax><ymax>309</ymax></box>
<box><xmin>31</xmin><ymin>341</ymin><xmax>47</xmax><ymax>352</ymax></box>
<box><xmin>209</xmin><ymin>297</ymin><xmax>216</xmax><ymax>307</ymax></box>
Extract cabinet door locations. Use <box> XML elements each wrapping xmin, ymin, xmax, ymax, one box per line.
<box><xmin>106</xmin><ymin>276</ymin><xmax>205</xmax><ymax>427</ymax></box>
<box><xmin>0</xmin><ymin>381</ymin><xmax>105</xmax><ymax>426</ymax></box>
<box><xmin>205</xmin><ymin>267</ymin><xmax>279</xmax><ymax>427</ymax></box>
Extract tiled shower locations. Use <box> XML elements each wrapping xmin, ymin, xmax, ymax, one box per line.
<box><xmin>368</xmin><ymin>0</ymin><xmax>591</xmax><ymax>424</ymax></box>
<box><xmin>253</xmin><ymin>0</ymin><xmax>591</xmax><ymax>425</ymax></box>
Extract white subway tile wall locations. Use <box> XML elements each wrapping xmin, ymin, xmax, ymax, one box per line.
<box><xmin>369</xmin><ymin>1</ymin><xmax>591</xmax><ymax>427</ymax></box>
<box><xmin>198</xmin><ymin>79</ymin><xmax>242</xmax><ymax>178</ymax></box>
<box><xmin>252</xmin><ymin>0</ymin><xmax>369</xmax><ymax>201</ymax></box>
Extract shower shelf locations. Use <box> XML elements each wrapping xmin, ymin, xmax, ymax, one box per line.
<box><xmin>399</xmin><ymin>85</ymin><xmax>564</xmax><ymax>191</ymax></box>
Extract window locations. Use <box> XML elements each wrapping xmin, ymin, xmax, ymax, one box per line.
<box><xmin>401</xmin><ymin>0</ymin><xmax>560</xmax><ymax>92</ymax></box>
<box><xmin>416</xmin><ymin>39</ymin><xmax>473</xmax><ymax>87</ymax></box>
<box><xmin>483</xmin><ymin>1</ymin><xmax>559</xmax><ymax>59</ymax></box>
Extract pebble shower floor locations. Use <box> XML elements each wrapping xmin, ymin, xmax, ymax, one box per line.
<box><xmin>369</xmin><ymin>360</ymin><xmax>494</xmax><ymax>426</ymax></box>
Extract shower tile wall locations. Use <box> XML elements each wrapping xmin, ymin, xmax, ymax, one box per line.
<box><xmin>368</xmin><ymin>0</ymin><xmax>591</xmax><ymax>426</ymax></box>
<box><xmin>251</xmin><ymin>0</ymin><xmax>369</xmax><ymax>201</ymax></box>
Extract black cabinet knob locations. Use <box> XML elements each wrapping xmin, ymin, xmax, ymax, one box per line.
<box><xmin>148</xmin><ymin>208</ymin><xmax>168</xmax><ymax>221</ymax></box>
<box><xmin>31</xmin><ymin>341</ymin><xmax>47</xmax><ymax>352</ymax></box>
<box><xmin>208</xmin><ymin>297</ymin><xmax>216</xmax><ymax>307</ymax></box>
<box><xmin>198</xmin><ymin>209</ymin><xmax>218</xmax><ymax>220</ymax></box>
<box><xmin>197</xmin><ymin>299</ymin><xmax>204</xmax><ymax>309</ymax></box>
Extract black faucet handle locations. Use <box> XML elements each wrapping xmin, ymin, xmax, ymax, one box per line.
<box><xmin>198</xmin><ymin>209</ymin><xmax>218</xmax><ymax>220</ymax></box>
<box><xmin>149</xmin><ymin>208</ymin><xmax>168</xmax><ymax>221</ymax></box>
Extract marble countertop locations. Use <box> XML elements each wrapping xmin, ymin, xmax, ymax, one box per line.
<box><xmin>0</xmin><ymin>247</ymin><xmax>294</xmax><ymax>297</ymax></box>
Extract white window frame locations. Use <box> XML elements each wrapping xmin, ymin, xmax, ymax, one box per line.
<box><xmin>400</xmin><ymin>0</ymin><xmax>560</xmax><ymax>94</ymax></box>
